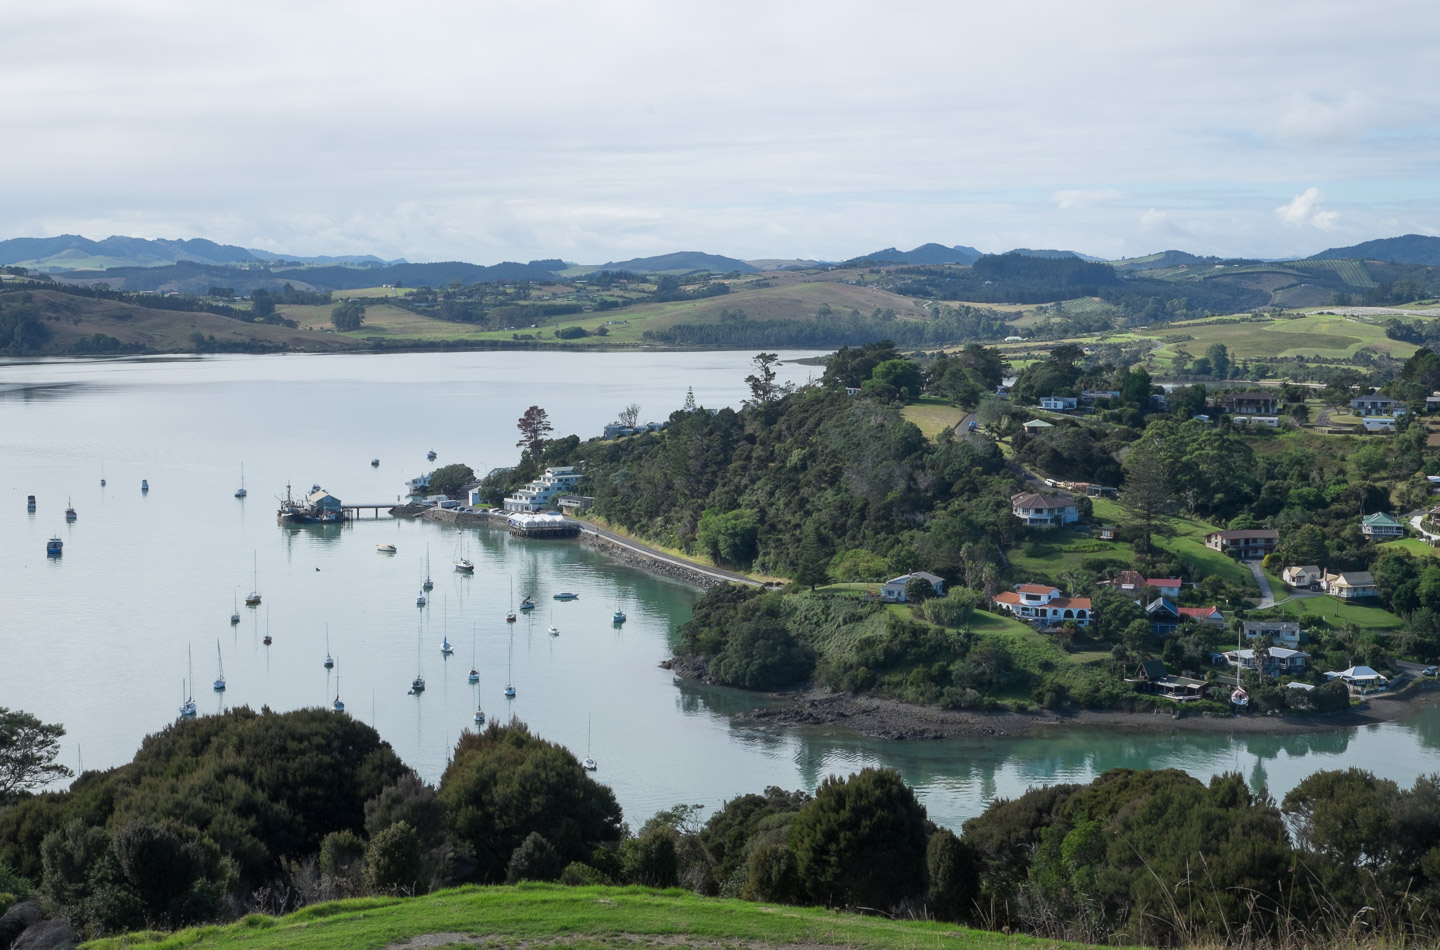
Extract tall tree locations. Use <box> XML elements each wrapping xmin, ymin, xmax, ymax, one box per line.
<box><xmin>618</xmin><ymin>403</ymin><xmax>641</xmax><ymax>427</ymax></box>
<box><xmin>516</xmin><ymin>406</ymin><xmax>553</xmax><ymax>456</ymax></box>
<box><xmin>683</xmin><ymin>387</ymin><xmax>696</xmax><ymax>412</ymax></box>
<box><xmin>745</xmin><ymin>352</ymin><xmax>784</xmax><ymax>405</ymax></box>
<box><xmin>1120</xmin><ymin>448</ymin><xmax>1173</xmax><ymax>554</ymax></box>
<box><xmin>0</xmin><ymin>707</ymin><xmax>72</xmax><ymax>803</ymax></box>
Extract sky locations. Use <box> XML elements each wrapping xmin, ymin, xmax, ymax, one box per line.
<box><xmin>3</xmin><ymin>0</ymin><xmax>1438</xmax><ymax>264</ymax></box>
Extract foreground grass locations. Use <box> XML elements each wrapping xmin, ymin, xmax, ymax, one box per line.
<box><xmin>88</xmin><ymin>883</ymin><xmax>1111</xmax><ymax>950</ymax></box>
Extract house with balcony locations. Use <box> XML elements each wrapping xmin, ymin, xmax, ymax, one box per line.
<box><xmin>992</xmin><ymin>584</ymin><xmax>1092</xmax><ymax>627</ymax></box>
<box><xmin>1225</xmin><ymin>647</ymin><xmax>1309</xmax><ymax>678</ymax></box>
<box><xmin>1243</xmin><ymin>619</ymin><xmax>1305</xmax><ymax>648</ymax></box>
<box><xmin>1127</xmin><ymin>659</ymin><xmax>1210</xmax><ymax>701</ymax></box>
<box><xmin>1204</xmin><ymin>528</ymin><xmax>1278</xmax><ymax>558</ymax></box>
<box><xmin>1361</xmin><ymin>512</ymin><xmax>1405</xmax><ymax>540</ymax></box>
<box><xmin>1323</xmin><ymin>570</ymin><xmax>1378</xmax><ymax>599</ymax></box>
<box><xmin>1326</xmin><ymin>665</ymin><xmax>1389</xmax><ymax>694</ymax></box>
<box><xmin>503</xmin><ymin>466</ymin><xmax>584</xmax><ymax>512</ymax></box>
<box><xmin>1039</xmin><ymin>395</ymin><xmax>1078</xmax><ymax>411</ymax></box>
<box><xmin>1225</xmin><ymin>392</ymin><xmax>1279</xmax><ymax>415</ymax></box>
<box><xmin>1350</xmin><ymin>395</ymin><xmax>1403</xmax><ymax>417</ymax></box>
<box><xmin>1010</xmin><ymin>491</ymin><xmax>1078</xmax><ymax>527</ymax></box>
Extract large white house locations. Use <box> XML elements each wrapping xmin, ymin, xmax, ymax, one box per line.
<box><xmin>503</xmin><ymin>466</ymin><xmax>584</xmax><ymax>512</ymax></box>
<box><xmin>992</xmin><ymin>584</ymin><xmax>1092</xmax><ymax>627</ymax></box>
<box><xmin>881</xmin><ymin>571</ymin><xmax>946</xmax><ymax>602</ymax></box>
<box><xmin>1010</xmin><ymin>491</ymin><xmax>1078</xmax><ymax>527</ymax></box>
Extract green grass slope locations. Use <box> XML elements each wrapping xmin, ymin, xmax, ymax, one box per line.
<box><xmin>87</xmin><ymin>884</ymin><xmax>1113</xmax><ymax>950</ymax></box>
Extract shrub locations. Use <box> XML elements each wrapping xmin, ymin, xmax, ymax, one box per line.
<box><xmin>506</xmin><ymin>832</ymin><xmax>563</xmax><ymax>883</ymax></box>
<box><xmin>926</xmin><ymin>828</ymin><xmax>979</xmax><ymax>921</ymax></box>
<box><xmin>742</xmin><ymin>843</ymin><xmax>801</xmax><ymax>903</ymax></box>
<box><xmin>559</xmin><ymin>861</ymin><xmax>612</xmax><ymax>886</ymax></box>
<box><xmin>366</xmin><ymin>821</ymin><xmax>423</xmax><ymax>893</ymax></box>
<box><xmin>319</xmin><ymin>830</ymin><xmax>366</xmax><ymax>882</ymax></box>
<box><xmin>621</xmin><ymin>829</ymin><xmax>678</xmax><ymax>888</ymax></box>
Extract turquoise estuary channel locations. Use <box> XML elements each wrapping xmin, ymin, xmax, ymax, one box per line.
<box><xmin>5</xmin><ymin>349</ymin><xmax>1440</xmax><ymax>829</ymax></box>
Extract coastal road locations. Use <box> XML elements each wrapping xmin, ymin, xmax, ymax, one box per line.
<box><xmin>573</xmin><ymin>519</ymin><xmax>764</xmax><ymax>587</ymax></box>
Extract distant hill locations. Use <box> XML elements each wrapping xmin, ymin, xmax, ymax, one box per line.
<box><xmin>597</xmin><ymin>252</ymin><xmax>757</xmax><ymax>274</ymax></box>
<box><xmin>1308</xmin><ymin>234</ymin><xmax>1440</xmax><ymax>267</ymax></box>
<box><xmin>1003</xmin><ymin>248</ymin><xmax>1105</xmax><ymax>262</ymax></box>
<box><xmin>273</xmin><ymin>261</ymin><xmax>559</xmax><ymax>290</ymax></box>
<box><xmin>855</xmin><ymin>243</ymin><xmax>983</xmax><ymax>266</ymax></box>
<box><xmin>249</xmin><ymin>250</ymin><xmax>406</xmax><ymax>266</ymax></box>
<box><xmin>0</xmin><ymin>234</ymin><xmax>261</xmax><ymax>271</ymax></box>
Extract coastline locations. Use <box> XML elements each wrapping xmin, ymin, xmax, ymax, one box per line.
<box><xmin>673</xmin><ymin>672</ymin><xmax>1440</xmax><ymax>741</ymax></box>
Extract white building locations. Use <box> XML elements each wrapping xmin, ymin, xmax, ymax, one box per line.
<box><xmin>503</xmin><ymin>466</ymin><xmax>584</xmax><ymax>512</ymax></box>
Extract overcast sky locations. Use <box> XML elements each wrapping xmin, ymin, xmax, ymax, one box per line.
<box><xmin>3</xmin><ymin>0</ymin><xmax>1437</xmax><ymax>263</ymax></box>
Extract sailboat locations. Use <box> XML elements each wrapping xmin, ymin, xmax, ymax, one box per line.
<box><xmin>416</xmin><ymin>590</ymin><xmax>427</xmax><ymax>608</ymax></box>
<box><xmin>324</xmin><ymin>624</ymin><xmax>334</xmax><ymax>669</ymax></box>
<box><xmin>332</xmin><ymin>659</ymin><xmax>345</xmax><ymax>713</ymax></box>
<box><xmin>64</xmin><ymin>497</ymin><xmax>76</xmax><ymax>522</ymax></box>
<box><xmin>548</xmin><ymin>607</ymin><xmax>559</xmax><ymax>637</ymax></box>
<box><xmin>506</xmin><ymin>578</ymin><xmax>517</xmax><ymax>623</ymax></box>
<box><xmin>504</xmin><ymin>634</ymin><xmax>516</xmax><ymax>698</ymax></box>
<box><xmin>423</xmin><ymin>546</ymin><xmax>433</xmax><ymax>592</ymax></box>
<box><xmin>468</xmin><ymin>624</ymin><xmax>479</xmax><ymax>683</ymax></box>
<box><xmin>230</xmin><ymin>590</ymin><xmax>240</xmax><ymax>625</ymax></box>
<box><xmin>179</xmin><ymin>645</ymin><xmax>197</xmax><ymax>717</ymax></box>
<box><xmin>100</xmin><ymin>462</ymin><xmax>106</xmax><ymax>487</ymax></box>
<box><xmin>454</xmin><ymin>534</ymin><xmax>474</xmax><ymax>573</ymax></box>
<box><xmin>244</xmin><ymin>552</ymin><xmax>261</xmax><ymax>606</ymax></box>
<box><xmin>409</xmin><ymin>620</ymin><xmax>426</xmax><ymax>694</ymax></box>
<box><xmin>582</xmin><ymin>716</ymin><xmax>597</xmax><ymax>771</ymax></box>
<box><xmin>234</xmin><ymin>463</ymin><xmax>247</xmax><ymax>498</ymax></box>
<box><xmin>263</xmin><ymin>609</ymin><xmax>272</xmax><ymax>646</ymax></box>
<box><xmin>213</xmin><ymin>640</ymin><xmax>226</xmax><ymax>692</ymax></box>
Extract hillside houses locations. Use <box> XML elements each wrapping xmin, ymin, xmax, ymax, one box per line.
<box><xmin>1350</xmin><ymin>395</ymin><xmax>1403</xmax><ymax>417</ymax></box>
<box><xmin>503</xmin><ymin>466</ymin><xmax>583</xmax><ymax>512</ymax></box>
<box><xmin>1361</xmin><ymin>512</ymin><xmax>1405</xmax><ymax>540</ymax></box>
<box><xmin>1204</xmin><ymin>528</ymin><xmax>1278</xmax><ymax>558</ymax></box>
<box><xmin>1010</xmin><ymin>490</ymin><xmax>1078</xmax><ymax>527</ymax></box>
<box><xmin>992</xmin><ymin>584</ymin><xmax>1092</xmax><ymax>627</ymax></box>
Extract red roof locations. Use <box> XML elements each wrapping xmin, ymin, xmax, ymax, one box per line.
<box><xmin>1178</xmin><ymin>606</ymin><xmax>1222</xmax><ymax>619</ymax></box>
<box><xmin>1016</xmin><ymin>583</ymin><xmax>1059</xmax><ymax>595</ymax></box>
<box><xmin>1049</xmin><ymin>596</ymin><xmax>1092</xmax><ymax>610</ymax></box>
<box><xmin>993</xmin><ymin>591</ymin><xmax>1022</xmax><ymax>606</ymax></box>
<box><xmin>1147</xmin><ymin>578</ymin><xmax>1182</xmax><ymax>587</ymax></box>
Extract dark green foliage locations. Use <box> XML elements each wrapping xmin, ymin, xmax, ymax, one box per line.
<box><xmin>643</xmin><ymin>307</ymin><xmax>1009</xmax><ymax>348</ymax></box>
<box><xmin>330</xmin><ymin>299</ymin><xmax>364</xmax><ymax>331</ymax></box>
<box><xmin>318</xmin><ymin>830</ymin><xmax>366</xmax><ymax>881</ymax></box>
<box><xmin>822</xmin><ymin>341</ymin><xmax>900</xmax><ymax>389</ymax></box>
<box><xmin>903</xmin><ymin>575</ymin><xmax>936</xmax><ymax>603</ymax></box>
<box><xmin>39</xmin><ymin>820</ymin><xmax>145</xmax><ymax>938</ymax></box>
<box><xmin>364</xmin><ymin>772</ymin><xmax>446</xmax><ymax>849</ymax></box>
<box><xmin>789</xmin><ymin>768</ymin><xmax>929</xmax><ymax>909</ymax></box>
<box><xmin>110</xmin><ymin>817</ymin><xmax>225</xmax><ymax>927</ymax></box>
<box><xmin>558</xmin><ymin>861</ymin><xmax>611</xmax><ymax>886</ymax></box>
<box><xmin>742</xmin><ymin>843</ymin><xmax>802</xmax><ymax>902</ymax></box>
<box><xmin>554</xmin><ymin>325</ymin><xmax>589</xmax><ymax>339</ymax></box>
<box><xmin>0</xmin><ymin>707</ymin><xmax>72</xmax><ymax>804</ymax></box>
<box><xmin>923</xmin><ymin>589</ymin><xmax>981</xmax><ymax>628</ymax></box>
<box><xmin>925</xmin><ymin>828</ymin><xmax>979</xmax><ymax>921</ymax></box>
<box><xmin>698</xmin><ymin>787</ymin><xmax>810</xmax><ymax>890</ymax></box>
<box><xmin>425</xmin><ymin>464</ymin><xmax>475</xmax><ymax>498</ymax></box>
<box><xmin>366</xmin><ymin>821</ymin><xmax>423</xmax><ymax>893</ymax></box>
<box><xmin>438</xmin><ymin>721</ymin><xmax>622</xmax><ymax>883</ymax></box>
<box><xmin>621</xmin><ymin>829</ymin><xmax>679</xmax><ymax>888</ymax></box>
<box><xmin>506</xmin><ymin>831</ymin><xmax>564</xmax><ymax>883</ymax></box>
<box><xmin>696</xmin><ymin>508</ymin><xmax>760</xmax><ymax>567</ymax></box>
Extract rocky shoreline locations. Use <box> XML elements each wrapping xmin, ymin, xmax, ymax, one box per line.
<box><xmin>663</xmin><ymin>657</ymin><xmax>1440</xmax><ymax>740</ymax></box>
<box><xmin>579</xmin><ymin>533</ymin><xmax>730</xmax><ymax>588</ymax></box>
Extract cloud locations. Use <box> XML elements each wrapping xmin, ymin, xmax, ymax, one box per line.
<box><xmin>1275</xmin><ymin>188</ymin><xmax>1338</xmax><ymax>229</ymax></box>
<box><xmin>1053</xmin><ymin>189</ymin><xmax>1122</xmax><ymax>211</ymax></box>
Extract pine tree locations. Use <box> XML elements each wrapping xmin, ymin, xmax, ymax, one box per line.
<box><xmin>683</xmin><ymin>387</ymin><xmax>696</xmax><ymax>412</ymax></box>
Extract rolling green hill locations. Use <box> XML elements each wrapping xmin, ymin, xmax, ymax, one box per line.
<box><xmin>1308</xmin><ymin>234</ymin><xmax>1440</xmax><ymax>266</ymax></box>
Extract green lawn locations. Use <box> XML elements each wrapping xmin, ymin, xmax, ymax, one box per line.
<box><xmin>87</xmin><ymin>884</ymin><xmax>1114</xmax><ymax>950</ymax></box>
<box><xmin>1273</xmin><ymin>594</ymin><xmax>1404</xmax><ymax>630</ymax></box>
<box><xmin>1381</xmin><ymin>538</ymin><xmax>1439</xmax><ymax>559</ymax></box>
<box><xmin>1087</xmin><ymin>498</ymin><xmax>1255</xmax><ymax>588</ymax></box>
<box><xmin>900</xmin><ymin>396</ymin><xmax>964</xmax><ymax>439</ymax></box>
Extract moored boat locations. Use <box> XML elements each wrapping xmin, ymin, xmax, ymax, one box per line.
<box><xmin>46</xmin><ymin>536</ymin><xmax>63</xmax><ymax>557</ymax></box>
<box><xmin>378</xmin><ymin>543</ymin><xmax>397</xmax><ymax>554</ymax></box>
<box><xmin>553</xmin><ymin>592</ymin><xmax>578</xmax><ymax>600</ymax></box>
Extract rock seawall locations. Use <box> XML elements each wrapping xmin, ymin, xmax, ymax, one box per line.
<box><xmin>580</xmin><ymin>532</ymin><xmax>729</xmax><ymax>589</ymax></box>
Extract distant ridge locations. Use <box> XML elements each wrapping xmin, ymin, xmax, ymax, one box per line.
<box><xmin>249</xmin><ymin>249</ymin><xmax>406</xmax><ymax>266</ymax></box>
<box><xmin>1003</xmin><ymin>247</ymin><xmax>1105</xmax><ymax>262</ymax></box>
<box><xmin>597</xmin><ymin>251</ymin><xmax>757</xmax><ymax>274</ymax></box>
<box><xmin>1307</xmin><ymin>234</ymin><xmax>1440</xmax><ymax>267</ymax></box>
<box><xmin>856</xmin><ymin>243</ymin><xmax>983</xmax><ymax>266</ymax></box>
<box><xmin>0</xmin><ymin>234</ymin><xmax>260</xmax><ymax>270</ymax></box>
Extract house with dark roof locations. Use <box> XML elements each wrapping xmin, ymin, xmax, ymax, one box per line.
<box><xmin>1204</xmin><ymin>528</ymin><xmax>1278</xmax><ymax>558</ymax></box>
<box><xmin>1127</xmin><ymin>659</ymin><xmax>1210</xmax><ymax>701</ymax></box>
<box><xmin>1010</xmin><ymin>491</ymin><xmax>1078</xmax><ymax>527</ymax></box>
<box><xmin>1225</xmin><ymin>393</ymin><xmax>1279</xmax><ymax>414</ymax></box>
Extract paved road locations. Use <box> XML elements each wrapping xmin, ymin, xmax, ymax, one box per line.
<box><xmin>573</xmin><ymin>519</ymin><xmax>764</xmax><ymax>587</ymax></box>
<box><xmin>1247</xmin><ymin>561</ymin><xmax>1275</xmax><ymax>608</ymax></box>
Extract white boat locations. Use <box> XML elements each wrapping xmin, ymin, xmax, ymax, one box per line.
<box><xmin>504</xmin><ymin>634</ymin><xmax>516</xmax><ymax>698</ymax></box>
<box><xmin>332</xmin><ymin>660</ymin><xmax>345</xmax><ymax>714</ymax></box>
<box><xmin>179</xmin><ymin>645</ymin><xmax>197</xmax><ymax>717</ymax></box>
<box><xmin>506</xmin><ymin>578</ymin><xmax>517</xmax><ymax>622</ymax></box>
<box><xmin>454</xmin><ymin>555</ymin><xmax>474</xmax><ymax>573</ymax></box>
<box><xmin>582</xmin><ymin>715</ymin><xmax>597</xmax><ymax>770</ymax></box>
<box><xmin>1231</xmin><ymin>687</ymin><xmax>1250</xmax><ymax>707</ymax></box>
<box><xmin>468</xmin><ymin>623</ymin><xmax>479</xmax><ymax>683</ymax></box>
<box><xmin>548</xmin><ymin>623</ymin><xmax>559</xmax><ymax>637</ymax></box>
<box><xmin>245</xmin><ymin>552</ymin><xmax>261</xmax><ymax>606</ymax></box>
<box><xmin>441</xmin><ymin>636</ymin><xmax>454</xmax><ymax>656</ymax></box>
<box><xmin>234</xmin><ymin>463</ymin><xmax>247</xmax><ymax>498</ymax></box>
<box><xmin>474</xmin><ymin>706</ymin><xmax>486</xmax><ymax>724</ymax></box>
<box><xmin>377</xmin><ymin>542</ymin><xmax>397</xmax><ymax>554</ymax></box>
<box><xmin>213</xmin><ymin>640</ymin><xmax>226</xmax><ymax>692</ymax></box>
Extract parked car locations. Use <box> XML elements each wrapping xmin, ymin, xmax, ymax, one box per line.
<box><xmin>1424</xmin><ymin>666</ymin><xmax>1438</xmax><ymax>677</ymax></box>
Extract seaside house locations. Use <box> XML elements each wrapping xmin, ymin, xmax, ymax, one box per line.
<box><xmin>1323</xmin><ymin>570</ymin><xmax>1379</xmax><ymax>599</ymax></box>
<box><xmin>503</xmin><ymin>466</ymin><xmax>584</xmax><ymax>513</ymax></box>
<box><xmin>1021</xmin><ymin>418</ymin><xmax>1053</xmax><ymax>435</ymax></box>
<box><xmin>1127</xmin><ymin>659</ymin><xmax>1210</xmax><ymax>701</ymax></box>
<box><xmin>880</xmin><ymin>571</ymin><xmax>946</xmax><ymax>603</ymax></box>
<box><xmin>1362</xmin><ymin>418</ymin><xmax>1398</xmax><ymax>433</ymax></box>
<box><xmin>1039</xmin><ymin>395</ymin><xmax>1078</xmax><ymax>411</ymax></box>
<box><xmin>1010</xmin><ymin>490</ymin><xmax>1078</xmax><ymax>527</ymax></box>
<box><xmin>1146</xmin><ymin>597</ymin><xmax>1181</xmax><ymax>635</ymax></box>
<box><xmin>1243</xmin><ymin>619</ymin><xmax>1305</xmax><ymax>647</ymax></box>
<box><xmin>1225</xmin><ymin>647</ymin><xmax>1309</xmax><ymax>678</ymax></box>
<box><xmin>1326</xmin><ymin>665</ymin><xmax>1389</xmax><ymax>694</ymax></box>
<box><xmin>1204</xmin><ymin>528</ymin><xmax>1279</xmax><ymax>558</ymax></box>
<box><xmin>1350</xmin><ymin>395</ymin><xmax>1403</xmax><ymax>417</ymax></box>
<box><xmin>992</xmin><ymin>584</ymin><xmax>1092</xmax><ymax>627</ymax></box>
<box><xmin>1178</xmin><ymin>605</ymin><xmax>1225</xmax><ymax>629</ymax></box>
<box><xmin>1361</xmin><ymin>512</ymin><xmax>1405</xmax><ymax>540</ymax></box>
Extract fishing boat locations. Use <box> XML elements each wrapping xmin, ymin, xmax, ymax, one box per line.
<box><xmin>423</xmin><ymin>546</ymin><xmax>433</xmax><ymax>591</ymax></box>
<box><xmin>332</xmin><ymin>660</ymin><xmax>345</xmax><ymax>713</ymax></box>
<box><xmin>427</xmin><ymin>449</ymin><xmax>437</xmax><ymax>461</ymax></box>
<box><xmin>613</xmin><ymin>608</ymin><xmax>626</xmax><ymax>624</ymax></box>
<box><xmin>377</xmin><ymin>542</ymin><xmax>397</xmax><ymax>554</ymax></box>
<box><xmin>46</xmin><ymin>536</ymin><xmax>62</xmax><ymax>557</ymax></box>
<box><xmin>582</xmin><ymin>716</ymin><xmax>597</xmax><ymax>771</ymax></box>
<box><xmin>234</xmin><ymin>463</ymin><xmax>247</xmax><ymax>499</ymax></box>
<box><xmin>409</xmin><ymin>620</ymin><xmax>426</xmax><ymax>694</ymax></box>
<box><xmin>230</xmin><ymin>590</ymin><xmax>240</xmax><ymax>625</ymax></box>
<box><xmin>141</xmin><ymin>479</ymin><xmax>149</xmax><ymax>493</ymax></box>
<box><xmin>26</xmin><ymin>494</ymin><xmax>36</xmax><ymax>511</ymax></box>
<box><xmin>64</xmin><ymin>498</ymin><xmax>76</xmax><ymax>522</ymax></box>
<box><xmin>179</xmin><ymin>645</ymin><xmax>197</xmax><ymax>718</ymax></box>
<box><xmin>325</xmin><ymin>624</ymin><xmax>335</xmax><ymax>669</ymax></box>
<box><xmin>371</xmin><ymin>458</ymin><xmax>380</xmax><ymax>467</ymax></box>
<box><xmin>213</xmin><ymin>640</ymin><xmax>226</xmax><ymax>692</ymax></box>
<box><xmin>553</xmin><ymin>592</ymin><xmax>579</xmax><ymax>600</ymax></box>
<box><xmin>245</xmin><ymin>553</ymin><xmax>261</xmax><ymax>606</ymax></box>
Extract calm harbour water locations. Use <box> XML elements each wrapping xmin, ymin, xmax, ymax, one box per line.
<box><xmin>5</xmin><ymin>349</ymin><xmax>1440</xmax><ymax>831</ymax></box>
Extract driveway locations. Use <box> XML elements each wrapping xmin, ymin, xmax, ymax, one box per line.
<box><xmin>1247</xmin><ymin>561</ymin><xmax>1275</xmax><ymax>608</ymax></box>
